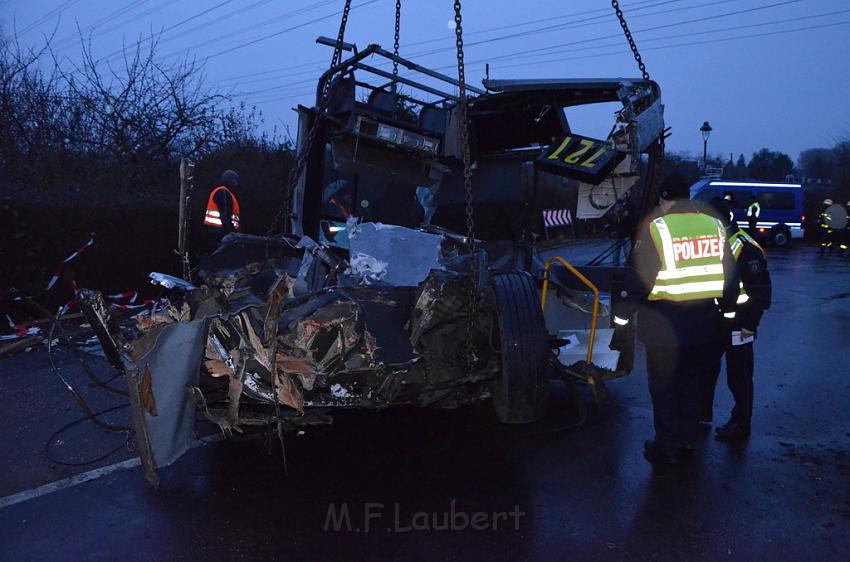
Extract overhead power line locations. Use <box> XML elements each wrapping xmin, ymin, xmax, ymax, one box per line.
<box><xmin>216</xmin><ymin>66</ymin><xmax>328</xmax><ymax>89</ymax></box>
<box><xmin>153</xmin><ymin>0</ymin><xmax>283</xmax><ymax>49</ymax></box>
<box><xmin>482</xmin><ymin>6</ymin><xmax>850</xmax><ymax>68</ymax></box>
<box><xmin>235</xmin><ymin>76</ymin><xmax>319</xmax><ymax>98</ymax></box>
<box><xmin>210</xmin><ymin>0</ymin><xmax>722</xmax><ymax>89</ymax></box>
<box><xmin>199</xmin><ymin>0</ymin><xmax>384</xmax><ymax>62</ymax></box>
<box><xmin>236</xmin><ymin>12</ymin><xmax>847</xmax><ymax>107</ymax></box>
<box><xmin>64</xmin><ymin>0</ymin><xmax>152</xmax><ymax>44</ymax></box>
<box><xmin>94</xmin><ymin>0</ymin><xmax>235</xmax><ymax>64</ymax></box>
<box><xmin>18</xmin><ymin>0</ymin><xmax>83</xmax><ymax>35</ymax></box>
<box><xmin>411</xmin><ymin>0</ymin><xmax>694</xmax><ymax>58</ymax></box>
<box><xmin>160</xmin><ymin>0</ymin><xmax>338</xmax><ymax>58</ymax></box>
<box><xmin>477</xmin><ymin>0</ymin><xmax>803</xmax><ymax>65</ymax></box>
<box><xmin>210</xmin><ymin>0</ymin><xmax>674</xmax><ymax>86</ymax></box>
<box><xmin>403</xmin><ymin>0</ymin><xmax>674</xmax><ymax>48</ymax></box>
<box><xmin>487</xmin><ymin>19</ymin><xmax>850</xmax><ymax>74</ymax></box>
<box><xmin>52</xmin><ymin>0</ymin><xmax>184</xmax><ymax>52</ymax></box>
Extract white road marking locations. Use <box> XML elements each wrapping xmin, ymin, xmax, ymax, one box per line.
<box><xmin>0</xmin><ymin>457</ymin><xmax>141</xmax><ymax>510</ymax></box>
<box><xmin>0</xmin><ymin>434</ymin><xmax>225</xmax><ymax>510</ymax></box>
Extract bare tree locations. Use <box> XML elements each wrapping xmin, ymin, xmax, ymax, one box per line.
<box><xmin>59</xmin><ymin>33</ymin><xmax>243</xmax><ymax>187</ymax></box>
<box><xmin>0</xmin><ymin>32</ymin><xmax>79</xmax><ymax>186</ymax></box>
<box><xmin>0</xmin><ymin>26</ymin><xmax>278</xmax><ymax>192</ymax></box>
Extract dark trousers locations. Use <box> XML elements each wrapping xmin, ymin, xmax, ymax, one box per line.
<box><xmin>748</xmin><ymin>216</ymin><xmax>758</xmax><ymax>235</ymax></box>
<box><xmin>832</xmin><ymin>229</ymin><xmax>847</xmax><ymax>254</ymax></box>
<box><xmin>205</xmin><ymin>228</ymin><xmax>225</xmax><ymax>254</ymax></box>
<box><xmin>645</xmin><ymin>344</ymin><xmax>709</xmax><ymax>454</ymax></box>
<box><xmin>697</xmin><ymin>341</ymin><xmax>755</xmax><ymax>426</ymax></box>
<box><xmin>727</xmin><ymin>343</ymin><xmax>755</xmax><ymax>425</ymax></box>
<box><xmin>819</xmin><ymin>228</ymin><xmax>833</xmax><ymax>252</ymax></box>
<box><xmin>697</xmin><ymin>340</ymin><xmax>725</xmax><ymax>422</ymax></box>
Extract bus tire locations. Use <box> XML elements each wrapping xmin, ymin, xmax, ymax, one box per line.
<box><xmin>771</xmin><ymin>228</ymin><xmax>790</xmax><ymax>247</ymax></box>
<box><xmin>488</xmin><ymin>271</ymin><xmax>549</xmax><ymax>424</ymax></box>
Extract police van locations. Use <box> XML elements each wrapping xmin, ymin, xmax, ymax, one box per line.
<box><xmin>689</xmin><ymin>179</ymin><xmax>804</xmax><ymax>247</ymax></box>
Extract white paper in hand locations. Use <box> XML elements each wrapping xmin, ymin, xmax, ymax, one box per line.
<box><xmin>731</xmin><ymin>330</ymin><xmax>755</xmax><ymax>346</ymax></box>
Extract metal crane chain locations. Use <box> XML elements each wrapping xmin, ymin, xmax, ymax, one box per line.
<box><xmin>453</xmin><ymin>0</ymin><xmax>477</xmax><ymax>368</ymax></box>
<box><xmin>328</xmin><ymin>0</ymin><xmax>352</xmax><ymax>75</ymax></box>
<box><xmin>611</xmin><ymin>0</ymin><xmax>650</xmax><ymax>82</ymax></box>
<box><xmin>612</xmin><ymin>0</ymin><xmax>663</xmax><ymax>234</ymax></box>
<box><xmin>268</xmin><ymin>0</ymin><xmax>353</xmax><ymax>235</ymax></box>
<box><xmin>392</xmin><ymin>0</ymin><xmax>401</xmax><ymax>76</ymax></box>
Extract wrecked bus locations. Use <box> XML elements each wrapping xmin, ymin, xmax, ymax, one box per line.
<box><xmin>81</xmin><ymin>44</ymin><xmax>666</xmax><ymax>486</ymax></box>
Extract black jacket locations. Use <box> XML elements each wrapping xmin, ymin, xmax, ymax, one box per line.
<box><xmin>618</xmin><ymin>199</ymin><xmax>740</xmax><ymax>348</ymax></box>
<box><xmin>733</xmin><ymin>235</ymin><xmax>771</xmax><ymax>333</ymax></box>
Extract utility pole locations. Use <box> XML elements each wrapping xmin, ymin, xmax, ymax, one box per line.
<box><xmin>178</xmin><ymin>158</ymin><xmax>195</xmax><ymax>281</ymax></box>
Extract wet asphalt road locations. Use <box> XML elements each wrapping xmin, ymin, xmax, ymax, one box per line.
<box><xmin>1</xmin><ymin>242</ymin><xmax>849</xmax><ymax>561</ymax></box>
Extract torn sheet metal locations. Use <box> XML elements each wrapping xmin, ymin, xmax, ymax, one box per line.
<box><xmin>149</xmin><ymin>272</ymin><xmax>197</xmax><ymax>292</ymax></box>
<box><xmin>631</xmin><ymin>99</ymin><xmax>665</xmax><ymax>153</ymax></box>
<box><xmin>134</xmin><ymin>318</ymin><xmax>209</xmax><ymax>470</ymax></box>
<box><xmin>275</xmin><ymin>290</ymin><xmax>376</xmax><ymax>391</ymax></box>
<box><xmin>347</xmin><ymin>220</ymin><xmax>445</xmax><ymax>287</ymax></box>
<box><xmin>576</xmin><ymin>157</ymin><xmax>640</xmax><ymax>219</ymax></box>
<box><xmin>293</xmin><ymin>236</ymin><xmax>336</xmax><ymax>296</ymax></box>
<box><xmin>81</xmin><ymin>226</ymin><xmax>500</xmax><ymax>484</ymax></box>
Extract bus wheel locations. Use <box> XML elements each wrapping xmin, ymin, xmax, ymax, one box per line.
<box><xmin>488</xmin><ymin>271</ymin><xmax>549</xmax><ymax>424</ymax></box>
<box><xmin>771</xmin><ymin>228</ymin><xmax>790</xmax><ymax>247</ymax></box>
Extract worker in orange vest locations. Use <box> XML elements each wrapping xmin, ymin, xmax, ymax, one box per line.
<box><xmin>203</xmin><ymin>170</ymin><xmax>241</xmax><ymax>250</ymax></box>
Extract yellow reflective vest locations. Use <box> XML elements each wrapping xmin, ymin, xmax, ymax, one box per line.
<box><xmin>729</xmin><ymin>229</ymin><xmax>764</xmax><ymax>304</ymax></box>
<box><xmin>647</xmin><ymin>213</ymin><xmax>728</xmax><ymax>302</ymax></box>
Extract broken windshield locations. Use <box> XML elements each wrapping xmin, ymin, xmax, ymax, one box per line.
<box><xmin>319</xmin><ymin>141</ymin><xmax>436</xmax><ymax>248</ymax></box>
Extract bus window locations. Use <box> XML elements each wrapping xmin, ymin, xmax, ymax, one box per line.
<box><xmin>727</xmin><ymin>191</ymin><xmax>753</xmax><ymax>209</ymax></box>
<box><xmin>757</xmin><ymin>192</ymin><xmax>795</xmax><ymax>210</ymax></box>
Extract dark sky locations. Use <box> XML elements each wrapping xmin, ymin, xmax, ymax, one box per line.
<box><xmin>4</xmin><ymin>0</ymin><xmax>849</xmax><ymax>162</ymax></box>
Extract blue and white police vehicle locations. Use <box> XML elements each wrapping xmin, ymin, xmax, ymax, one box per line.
<box><xmin>690</xmin><ymin>179</ymin><xmax>804</xmax><ymax>247</ymax></box>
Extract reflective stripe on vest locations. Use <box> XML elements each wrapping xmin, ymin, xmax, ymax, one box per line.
<box><xmin>648</xmin><ymin>213</ymin><xmax>727</xmax><ymax>302</ymax></box>
<box><xmin>204</xmin><ymin>186</ymin><xmax>241</xmax><ymax>231</ymax></box>
<box><xmin>747</xmin><ymin>202</ymin><xmax>761</xmax><ymax>218</ymax></box>
<box><xmin>730</xmin><ymin>229</ymin><xmax>764</xmax><ymax>304</ymax></box>
<box><xmin>730</xmin><ymin>229</ymin><xmax>763</xmax><ymax>258</ymax></box>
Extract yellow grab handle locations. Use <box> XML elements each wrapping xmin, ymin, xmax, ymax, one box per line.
<box><xmin>541</xmin><ymin>256</ymin><xmax>600</xmax><ymax>366</ymax></box>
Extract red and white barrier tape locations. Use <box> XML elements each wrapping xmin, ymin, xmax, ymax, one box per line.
<box><xmin>106</xmin><ymin>291</ymin><xmax>139</xmax><ymax>304</ymax></box>
<box><xmin>1</xmin><ymin>314</ymin><xmax>41</xmax><ymax>341</ymax></box>
<box><xmin>109</xmin><ymin>297</ymin><xmax>168</xmax><ymax>315</ymax></box>
<box><xmin>45</xmin><ymin>237</ymin><xmax>95</xmax><ymax>291</ymax></box>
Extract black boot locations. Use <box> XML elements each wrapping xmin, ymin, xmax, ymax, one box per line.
<box><xmin>643</xmin><ymin>440</ymin><xmax>680</xmax><ymax>465</ymax></box>
<box><xmin>715</xmin><ymin>421</ymin><xmax>751</xmax><ymax>441</ymax></box>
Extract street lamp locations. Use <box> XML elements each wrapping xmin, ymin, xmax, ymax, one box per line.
<box><xmin>700</xmin><ymin>121</ymin><xmax>712</xmax><ymax>169</ymax></box>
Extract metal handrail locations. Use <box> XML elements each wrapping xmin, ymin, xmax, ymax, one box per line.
<box><xmin>541</xmin><ymin>256</ymin><xmax>600</xmax><ymax>365</ymax></box>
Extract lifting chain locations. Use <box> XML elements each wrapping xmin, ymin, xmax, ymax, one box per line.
<box><xmin>611</xmin><ymin>0</ymin><xmax>664</xmax><ymax>230</ymax></box>
<box><xmin>268</xmin><ymin>0</ymin><xmax>353</xmax><ymax>235</ymax></box>
<box><xmin>453</xmin><ymin>0</ymin><xmax>478</xmax><ymax>368</ymax></box>
<box><xmin>611</xmin><ymin>0</ymin><xmax>650</xmax><ymax>82</ymax></box>
<box><xmin>392</xmin><ymin>0</ymin><xmax>401</xmax><ymax>76</ymax></box>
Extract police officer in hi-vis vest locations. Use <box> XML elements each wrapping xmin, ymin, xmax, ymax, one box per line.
<box><xmin>613</xmin><ymin>174</ymin><xmax>739</xmax><ymax>467</ymax></box>
<box><xmin>746</xmin><ymin>197</ymin><xmax>760</xmax><ymax>235</ymax></box>
<box><xmin>203</xmin><ymin>170</ymin><xmax>241</xmax><ymax>251</ymax></box>
<box><xmin>699</xmin><ymin>197</ymin><xmax>772</xmax><ymax>441</ymax></box>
